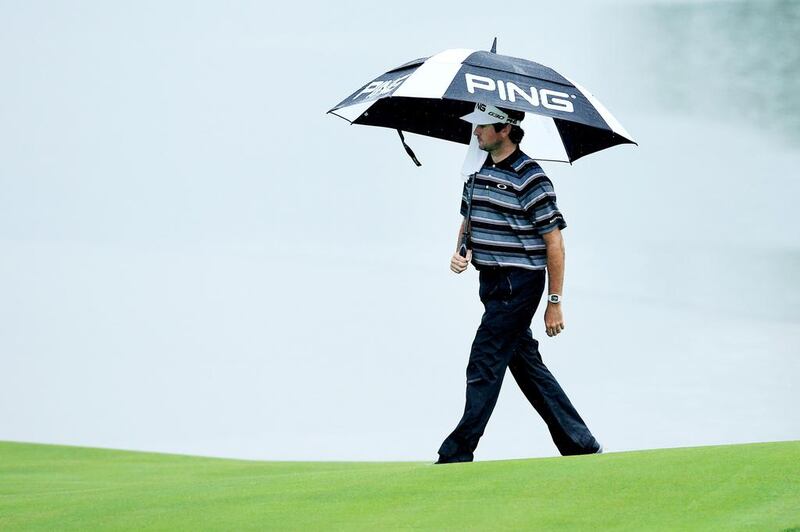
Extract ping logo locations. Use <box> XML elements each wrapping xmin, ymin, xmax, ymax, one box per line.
<box><xmin>465</xmin><ymin>73</ymin><xmax>575</xmax><ymax>113</ymax></box>
<box><xmin>496</xmin><ymin>183</ymin><xmax>508</xmax><ymax>190</ymax></box>
<box><xmin>353</xmin><ymin>74</ymin><xmax>411</xmax><ymax>101</ymax></box>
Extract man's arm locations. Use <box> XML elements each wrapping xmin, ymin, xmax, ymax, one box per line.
<box><xmin>542</xmin><ymin>228</ymin><xmax>565</xmax><ymax>337</ymax></box>
<box><xmin>450</xmin><ymin>218</ymin><xmax>472</xmax><ymax>274</ymax></box>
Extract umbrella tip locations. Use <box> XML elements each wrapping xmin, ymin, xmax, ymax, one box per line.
<box><xmin>490</xmin><ymin>37</ymin><xmax>497</xmax><ymax>53</ymax></box>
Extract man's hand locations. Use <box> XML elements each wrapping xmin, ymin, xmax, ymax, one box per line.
<box><xmin>544</xmin><ymin>303</ymin><xmax>565</xmax><ymax>337</ymax></box>
<box><xmin>450</xmin><ymin>249</ymin><xmax>472</xmax><ymax>274</ymax></box>
<box><xmin>542</xmin><ymin>228</ymin><xmax>565</xmax><ymax>338</ymax></box>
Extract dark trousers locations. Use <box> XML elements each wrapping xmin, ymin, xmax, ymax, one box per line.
<box><xmin>437</xmin><ymin>267</ymin><xmax>599</xmax><ymax>462</ymax></box>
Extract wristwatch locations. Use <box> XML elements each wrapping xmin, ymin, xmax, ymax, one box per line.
<box><xmin>547</xmin><ymin>294</ymin><xmax>562</xmax><ymax>304</ymax></box>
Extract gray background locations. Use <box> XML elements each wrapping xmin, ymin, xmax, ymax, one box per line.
<box><xmin>1</xmin><ymin>0</ymin><xmax>798</xmax><ymax>461</ymax></box>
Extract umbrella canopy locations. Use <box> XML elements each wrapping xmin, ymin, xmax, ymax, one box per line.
<box><xmin>328</xmin><ymin>45</ymin><xmax>636</xmax><ymax>163</ymax></box>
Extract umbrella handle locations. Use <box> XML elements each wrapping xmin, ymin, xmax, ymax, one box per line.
<box><xmin>458</xmin><ymin>235</ymin><xmax>469</xmax><ymax>258</ymax></box>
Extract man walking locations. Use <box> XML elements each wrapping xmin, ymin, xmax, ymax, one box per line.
<box><xmin>436</xmin><ymin>104</ymin><xmax>602</xmax><ymax>464</ymax></box>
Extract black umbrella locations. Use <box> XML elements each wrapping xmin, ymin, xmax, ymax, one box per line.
<box><xmin>328</xmin><ymin>39</ymin><xmax>636</xmax><ymax>165</ymax></box>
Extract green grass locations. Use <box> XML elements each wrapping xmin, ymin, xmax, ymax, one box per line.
<box><xmin>1</xmin><ymin>440</ymin><xmax>799</xmax><ymax>530</ymax></box>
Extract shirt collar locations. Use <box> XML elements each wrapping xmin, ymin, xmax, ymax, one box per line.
<box><xmin>483</xmin><ymin>146</ymin><xmax>523</xmax><ymax>172</ymax></box>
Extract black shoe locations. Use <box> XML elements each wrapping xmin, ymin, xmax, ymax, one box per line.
<box><xmin>434</xmin><ymin>454</ymin><xmax>473</xmax><ymax>465</ymax></box>
<box><xmin>595</xmin><ymin>443</ymin><xmax>604</xmax><ymax>454</ymax></box>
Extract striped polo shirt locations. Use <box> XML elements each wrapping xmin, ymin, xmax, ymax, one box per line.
<box><xmin>460</xmin><ymin>147</ymin><xmax>567</xmax><ymax>271</ymax></box>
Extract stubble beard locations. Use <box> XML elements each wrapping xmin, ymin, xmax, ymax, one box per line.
<box><xmin>479</xmin><ymin>139</ymin><xmax>502</xmax><ymax>153</ymax></box>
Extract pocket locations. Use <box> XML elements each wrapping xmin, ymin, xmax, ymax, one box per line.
<box><xmin>479</xmin><ymin>270</ymin><xmax>512</xmax><ymax>302</ymax></box>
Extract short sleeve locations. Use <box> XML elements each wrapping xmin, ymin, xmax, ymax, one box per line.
<box><xmin>459</xmin><ymin>181</ymin><xmax>469</xmax><ymax>217</ymax></box>
<box><xmin>519</xmin><ymin>175</ymin><xmax>567</xmax><ymax>234</ymax></box>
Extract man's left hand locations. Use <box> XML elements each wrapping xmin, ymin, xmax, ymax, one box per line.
<box><xmin>544</xmin><ymin>304</ymin><xmax>565</xmax><ymax>337</ymax></box>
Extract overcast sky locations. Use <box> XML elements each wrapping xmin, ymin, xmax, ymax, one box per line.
<box><xmin>1</xmin><ymin>0</ymin><xmax>798</xmax><ymax>461</ymax></box>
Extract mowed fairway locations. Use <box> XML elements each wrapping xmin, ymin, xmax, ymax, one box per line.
<box><xmin>1</xmin><ymin>440</ymin><xmax>799</xmax><ymax>530</ymax></box>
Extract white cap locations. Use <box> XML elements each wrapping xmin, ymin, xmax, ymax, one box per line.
<box><xmin>460</xmin><ymin>103</ymin><xmax>522</xmax><ymax>126</ymax></box>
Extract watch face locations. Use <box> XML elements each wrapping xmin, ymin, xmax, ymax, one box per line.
<box><xmin>548</xmin><ymin>294</ymin><xmax>561</xmax><ymax>303</ymax></box>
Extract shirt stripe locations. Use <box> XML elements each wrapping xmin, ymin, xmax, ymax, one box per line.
<box><xmin>461</xmin><ymin>148</ymin><xmax>566</xmax><ymax>270</ymax></box>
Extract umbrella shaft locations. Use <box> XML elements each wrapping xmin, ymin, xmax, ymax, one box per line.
<box><xmin>459</xmin><ymin>173</ymin><xmax>477</xmax><ymax>258</ymax></box>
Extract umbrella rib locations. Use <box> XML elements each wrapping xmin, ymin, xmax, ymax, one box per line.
<box><xmin>326</xmin><ymin>109</ymin><xmax>355</xmax><ymax>124</ymax></box>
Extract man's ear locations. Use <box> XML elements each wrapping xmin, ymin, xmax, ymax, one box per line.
<box><xmin>501</xmin><ymin>124</ymin><xmax>512</xmax><ymax>138</ymax></box>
